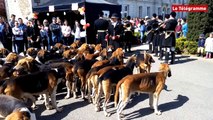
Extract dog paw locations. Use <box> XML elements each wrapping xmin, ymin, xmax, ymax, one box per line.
<box><xmin>120</xmin><ymin>113</ymin><xmax>125</xmax><ymax>118</ymax></box>
<box><xmin>46</xmin><ymin>105</ymin><xmax>53</xmax><ymax>110</ymax></box>
<box><xmin>155</xmin><ymin>111</ymin><xmax>162</xmax><ymax>115</ymax></box>
<box><xmin>104</xmin><ymin>112</ymin><xmax>111</xmax><ymax>117</ymax></box>
<box><xmin>88</xmin><ymin>99</ymin><xmax>92</xmax><ymax>103</ymax></box>
<box><xmin>64</xmin><ymin>95</ymin><xmax>70</xmax><ymax>99</ymax></box>
<box><xmin>73</xmin><ymin>95</ymin><xmax>78</xmax><ymax>99</ymax></box>
<box><xmin>56</xmin><ymin>107</ymin><xmax>63</xmax><ymax>112</ymax></box>
<box><xmin>95</xmin><ymin>107</ymin><xmax>100</xmax><ymax>112</ymax></box>
<box><xmin>117</xmin><ymin>116</ymin><xmax>122</xmax><ymax>120</ymax></box>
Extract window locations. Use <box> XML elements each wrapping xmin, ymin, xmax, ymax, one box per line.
<box><xmin>124</xmin><ymin>5</ymin><xmax>129</xmax><ymax>11</ymax></box>
<box><xmin>123</xmin><ymin>5</ymin><xmax>129</xmax><ymax>18</ymax></box>
<box><xmin>139</xmin><ymin>6</ymin><xmax>143</xmax><ymax>18</ymax></box>
<box><xmin>173</xmin><ymin>0</ymin><xmax>176</xmax><ymax>3</ymax></box>
<box><xmin>147</xmin><ymin>7</ymin><xmax>150</xmax><ymax>17</ymax></box>
<box><xmin>158</xmin><ymin>7</ymin><xmax>161</xmax><ymax>15</ymax></box>
<box><xmin>167</xmin><ymin>8</ymin><xmax>170</xmax><ymax>14</ymax></box>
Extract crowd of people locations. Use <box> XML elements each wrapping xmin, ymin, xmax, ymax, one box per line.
<box><xmin>0</xmin><ymin>11</ymin><xmax>212</xmax><ymax>63</ymax></box>
<box><xmin>0</xmin><ymin>14</ymin><xmax>82</xmax><ymax>54</ymax></box>
<box><xmin>95</xmin><ymin>12</ymin><xmax>178</xmax><ymax>64</ymax></box>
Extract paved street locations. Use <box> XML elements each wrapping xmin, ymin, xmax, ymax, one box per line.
<box><xmin>30</xmin><ymin>45</ymin><xmax>213</xmax><ymax>120</ymax></box>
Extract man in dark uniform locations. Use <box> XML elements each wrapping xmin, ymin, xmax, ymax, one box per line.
<box><xmin>147</xmin><ymin>13</ymin><xmax>158</xmax><ymax>53</ymax></box>
<box><xmin>94</xmin><ymin>12</ymin><xmax>109</xmax><ymax>48</ymax></box>
<box><xmin>162</xmin><ymin>12</ymin><xmax>178</xmax><ymax>64</ymax></box>
<box><xmin>108</xmin><ymin>13</ymin><xmax>123</xmax><ymax>51</ymax></box>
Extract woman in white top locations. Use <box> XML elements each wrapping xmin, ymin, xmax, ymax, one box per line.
<box><xmin>205</xmin><ymin>32</ymin><xmax>213</xmax><ymax>58</ymax></box>
<box><xmin>12</xmin><ymin>21</ymin><xmax>24</xmax><ymax>53</ymax></box>
<box><xmin>72</xmin><ymin>20</ymin><xmax>81</xmax><ymax>41</ymax></box>
<box><xmin>62</xmin><ymin>20</ymin><xmax>71</xmax><ymax>45</ymax></box>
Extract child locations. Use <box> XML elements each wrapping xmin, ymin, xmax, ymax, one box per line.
<box><xmin>204</xmin><ymin>32</ymin><xmax>213</xmax><ymax>59</ymax></box>
<box><xmin>197</xmin><ymin>34</ymin><xmax>205</xmax><ymax>57</ymax></box>
<box><xmin>123</xmin><ymin>23</ymin><xmax>133</xmax><ymax>52</ymax></box>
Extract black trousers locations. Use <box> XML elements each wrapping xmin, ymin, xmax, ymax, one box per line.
<box><xmin>14</xmin><ymin>40</ymin><xmax>24</xmax><ymax>53</ymax></box>
<box><xmin>97</xmin><ymin>32</ymin><xmax>107</xmax><ymax>48</ymax></box>
<box><xmin>63</xmin><ymin>37</ymin><xmax>72</xmax><ymax>46</ymax></box>
<box><xmin>109</xmin><ymin>39</ymin><xmax>120</xmax><ymax>51</ymax></box>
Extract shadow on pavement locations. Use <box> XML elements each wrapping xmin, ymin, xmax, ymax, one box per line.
<box><xmin>34</xmin><ymin>98</ymin><xmax>89</xmax><ymax>120</ymax></box>
<box><xmin>174</xmin><ymin>55</ymin><xmax>197</xmax><ymax>65</ymax></box>
<box><xmin>124</xmin><ymin>94</ymin><xmax>189</xmax><ymax>119</ymax></box>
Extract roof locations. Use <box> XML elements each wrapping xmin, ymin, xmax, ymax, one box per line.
<box><xmin>33</xmin><ymin>0</ymin><xmax>119</xmax><ymax>13</ymax></box>
<box><xmin>34</xmin><ymin>0</ymin><xmax>118</xmax><ymax>8</ymax></box>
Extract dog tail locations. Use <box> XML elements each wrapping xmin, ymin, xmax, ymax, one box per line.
<box><xmin>114</xmin><ymin>78</ymin><xmax>125</xmax><ymax>107</ymax></box>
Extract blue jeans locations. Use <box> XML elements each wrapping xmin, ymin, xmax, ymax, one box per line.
<box><xmin>51</xmin><ymin>34</ymin><xmax>61</xmax><ymax>46</ymax></box>
<box><xmin>140</xmin><ymin>32</ymin><xmax>144</xmax><ymax>43</ymax></box>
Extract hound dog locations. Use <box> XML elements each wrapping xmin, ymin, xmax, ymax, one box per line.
<box><xmin>72</xmin><ymin>59</ymin><xmax>97</xmax><ymax>99</ymax></box>
<box><xmin>83</xmin><ymin>48</ymin><xmax>107</xmax><ymax>61</ymax></box>
<box><xmin>0</xmin><ymin>48</ymin><xmax>10</xmax><ymax>58</ymax></box>
<box><xmin>4</xmin><ymin>70</ymin><xmax>62</xmax><ymax>112</ymax></box>
<box><xmin>26</xmin><ymin>48</ymin><xmax>38</xmax><ymax>58</ymax></box>
<box><xmin>114</xmin><ymin>63</ymin><xmax>171</xmax><ymax>120</ymax></box>
<box><xmin>92</xmin><ymin>48</ymin><xmax>124</xmax><ymax>68</ymax></box>
<box><xmin>13</xmin><ymin>57</ymin><xmax>40</xmax><ymax>73</ymax></box>
<box><xmin>86</xmin><ymin>48</ymin><xmax>124</xmax><ymax>103</ymax></box>
<box><xmin>39</xmin><ymin>62</ymin><xmax>73</xmax><ymax>99</ymax></box>
<box><xmin>86</xmin><ymin>55</ymin><xmax>124</xmax><ymax>103</ymax></box>
<box><xmin>0</xmin><ymin>95</ymin><xmax>36</xmax><ymax>120</ymax></box>
<box><xmin>70</xmin><ymin>40</ymin><xmax>81</xmax><ymax>49</ymax></box>
<box><xmin>94</xmin><ymin>55</ymin><xmax>136</xmax><ymax>117</ymax></box>
<box><xmin>63</xmin><ymin>49</ymin><xmax>77</xmax><ymax>60</ymax></box>
<box><xmin>136</xmin><ymin>51</ymin><xmax>155</xmax><ymax>73</ymax></box>
<box><xmin>0</xmin><ymin>53</ymin><xmax>19</xmax><ymax>81</ymax></box>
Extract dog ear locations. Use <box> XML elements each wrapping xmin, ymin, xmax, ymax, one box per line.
<box><xmin>150</xmin><ymin>56</ymin><xmax>155</xmax><ymax>63</ymax></box>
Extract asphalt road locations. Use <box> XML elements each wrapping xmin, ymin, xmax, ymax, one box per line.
<box><xmin>1</xmin><ymin>44</ymin><xmax>213</xmax><ymax>120</ymax></box>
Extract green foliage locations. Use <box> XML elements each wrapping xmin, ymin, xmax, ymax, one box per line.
<box><xmin>176</xmin><ymin>37</ymin><xmax>198</xmax><ymax>54</ymax></box>
<box><xmin>187</xmin><ymin>0</ymin><xmax>213</xmax><ymax>41</ymax></box>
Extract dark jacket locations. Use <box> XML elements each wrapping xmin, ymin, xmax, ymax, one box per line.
<box><xmin>198</xmin><ymin>38</ymin><xmax>205</xmax><ymax>47</ymax></box>
<box><xmin>162</xmin><ymin>19</ymin><xmax>177</xmax><ymax>47</ymax></box>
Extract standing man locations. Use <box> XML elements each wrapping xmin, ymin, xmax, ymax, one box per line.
<box><xmin>147</xmin><ymin>13</ymin><xmax>159</xmax><ymax>54</ymax></box>
<box><xmin>108</xmin><ymin>13</ymin><xmax>123</xmax><ymax>51</ymax></box>
<box><xmin>162</xmin><ymin>12</ymin><xmax>178</xmax><ymax>64</ymax></box>
<box><xmin>12</xmin><ymin>21</ymin><xmax>24</xmax><ymax>53</ymax></box>
<box><xmin>49</xmin><ymin>17</ymin><xmax>61</xmax><ymax>47</ymax></box>
<box><xmin>94</xmin><ymin>11</ymin><xmax>109</xmax><ymax>48</ymax></box>
<box><xmin>9</xmin><ymin>14</ymin><xmax>16</xmax><ymax>52</ymax></box>
<box><xmin>0</xmin><ymin>17</ymin><xmax>5</xmax><ymax>48</ymax></box>
<box><xmin>18</xmin><ymin>18</ymin><xmax>27</xmax><ymax>50</ymax></box>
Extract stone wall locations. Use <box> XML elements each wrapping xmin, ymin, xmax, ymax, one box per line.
<box><xmin>5</xmin><ymin>0</ymin><xmax>32</xmax><ymax>20</ymax></box>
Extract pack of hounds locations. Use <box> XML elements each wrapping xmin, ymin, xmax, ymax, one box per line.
<box><xmin>0</xmin><ymin>41</ymin><xmax>172</xmax><ymax>120</ymax></box>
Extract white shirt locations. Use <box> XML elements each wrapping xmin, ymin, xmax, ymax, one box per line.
<box><xmin>75</xmin><ymin>26</ymin><xmax>81</xmax><ymax>39</ymax></box>
<box><xmin>61</xmin><ymin>25</ymin><xmax>71</xmax><ymax>37</ymax></box>
<box><xmin>112</xmin><ymin>22</ymin><xmax>117</xmax><ymax>28</ymax></box>
<box><xmin>12</xmin><ymin>27</ymin><xmax>23</xmax><ymax>40</ymax></box>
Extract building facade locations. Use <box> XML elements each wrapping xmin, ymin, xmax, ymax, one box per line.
<box><xmin>106</xmin><ymin>0</ymin><xmax>189</xmax><ymax>18</ymax></box>
<box><xmin>4</xmin><ymin>0</ymin><xmax>32</xmax><ymax>20</ymax></box>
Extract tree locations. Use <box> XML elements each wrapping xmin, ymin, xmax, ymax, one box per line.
<box><xmin>187</xmin><ymin>0</ymin><xmax>213</xmax><ymax>41</ymax></box>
